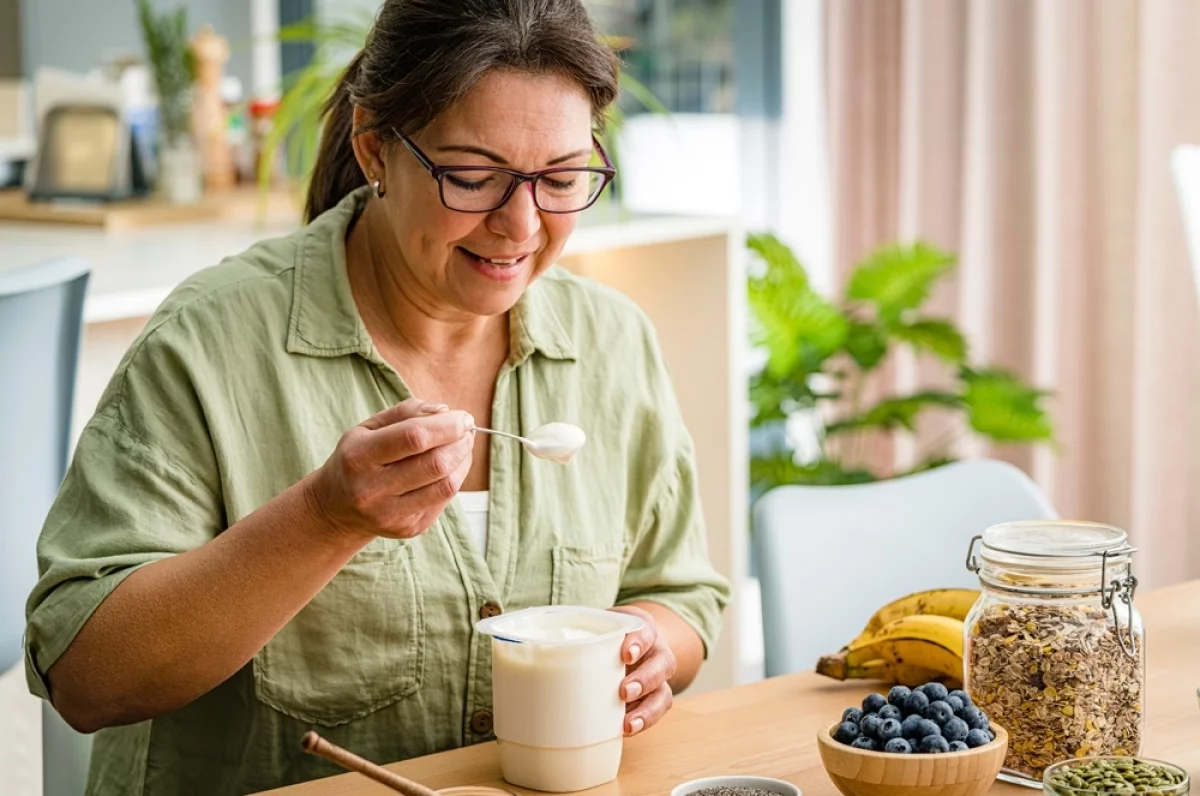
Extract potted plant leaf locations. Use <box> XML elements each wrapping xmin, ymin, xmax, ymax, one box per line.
<box><xmin>746</xmin><ymin>233</ymin><xmax>1056</xmax><ymax>506</ymax></box>
<box><xmin>135</xmin><ymin>0</ymin><xmax>199</xmax><ymax>203</ymax></box>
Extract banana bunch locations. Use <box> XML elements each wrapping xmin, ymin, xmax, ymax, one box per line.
<box><xmin>815</xmin><ymin>588</ymin><xmax>979</xmax><ymax>689</ymax></box>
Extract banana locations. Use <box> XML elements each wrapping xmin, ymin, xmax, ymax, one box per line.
<box><xmin>817</xmin><ymin>615</ymin><xmax>966</xmax><ymax>685</ymax></box>
<box><xmin>843</xmin><ymin>614</ymin><xmax>964</xmax><ymax>661</ymax></box>
<box><xmin>843</xmin><ymin>588</ymin><xmax>980</xmax><ymax>651</ymax></box>
<box><xmin>868</xmin><ymin>638</ymin><xmax>964</xmax><ymax>682</ymax></box>
<box><xmin>817</xmin><ymin>656</ymin><xmax>963</xmax><ymax>689</ymax></box>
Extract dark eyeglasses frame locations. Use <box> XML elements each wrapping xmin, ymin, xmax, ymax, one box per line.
<box><xmin>392</xmin><ymin>127</ymin><xmax>617</xmax><ymax>214</ymax></box>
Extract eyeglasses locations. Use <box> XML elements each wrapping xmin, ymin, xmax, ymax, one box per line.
<box><xmin>393</xmin><ymin>128</ymin><xmax>616</xmax><ymax>214</ymax></box>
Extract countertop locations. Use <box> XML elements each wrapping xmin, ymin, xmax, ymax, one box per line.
<box><xmin>0</xmin><ymin>193</ymin><xmax>738</xmax><ymax>324</ymax></box>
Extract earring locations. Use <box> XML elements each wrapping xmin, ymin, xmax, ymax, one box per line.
<box><xmin>366</xmin><ymin>169</ymin><xmax>385</xmax><ymax>198</ymax></box>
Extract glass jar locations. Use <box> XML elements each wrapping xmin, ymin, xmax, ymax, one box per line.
<box><xmin>964</xmin><ymin>521</ymin><xmax>1145</xmax><ymax>785</ymax></box>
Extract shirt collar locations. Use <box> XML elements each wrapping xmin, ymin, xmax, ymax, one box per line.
<box><xmin>287</xmin><ymin>186</ymin><xmax>577</xmax><ymax>363</ymax></box>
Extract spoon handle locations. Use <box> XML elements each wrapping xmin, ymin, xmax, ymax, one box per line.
<box><xmin>472</xmin><ymin>426</ymin><xmax>532</xmax><ymax>445</ymax></box>
<box><xmin>301</xmin><ymin>732</ymin><xmax>441</xmax><ymax>796</ymax></box>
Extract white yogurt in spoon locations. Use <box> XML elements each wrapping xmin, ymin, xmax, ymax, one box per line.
<box><xmin>523</xmin><ymin>422</ymin><xmax>586</xmax><ymax>464</ymax></box>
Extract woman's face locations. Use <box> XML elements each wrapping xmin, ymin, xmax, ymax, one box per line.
<box><xmin>375</xmin><ymin>70</ymin><xmax>596</xmax><ymax>319</ymax></box>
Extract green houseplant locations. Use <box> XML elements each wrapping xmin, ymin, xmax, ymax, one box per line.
<box><xmin>135</xmin><ymin>0</ymin><xmax>199</xmax><ymax>202</ymax></box>
<box><xmin>747</xmin><ymin>233</ymin><xmax>1056</xmax><ymax>504</ymax></box>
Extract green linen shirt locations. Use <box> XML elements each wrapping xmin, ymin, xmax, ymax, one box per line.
<box><xmin>24</xmin><ymin>187</ymin><xmax>731</xmax><ymax>796</ymax></box>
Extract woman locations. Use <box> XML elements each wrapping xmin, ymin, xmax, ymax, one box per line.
<box><xmin>24</xmin><ymin>1</ymin><xmax>730</xmax><ymax>793</ymax></box>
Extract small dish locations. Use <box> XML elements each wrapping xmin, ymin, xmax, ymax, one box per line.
<box><xmin>671</xmin><ymin>775</ymin><xmax>802</xmax><ymax>796</ymax></box>
<box><xmin>1043</xmin><ymin>756</ymin><xmax>1189</xmax><ymax>795</ymax></box>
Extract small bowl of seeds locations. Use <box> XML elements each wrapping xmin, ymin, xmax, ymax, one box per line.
<box><xmin>670</xmin><ymin>775</ymin><xmax>801</xmax><ymax>796</ymax></box>
<box><xmin>1044</xmin><ymin>757</ymin><xmax>1189</xmax><ymax>795</ymax></box>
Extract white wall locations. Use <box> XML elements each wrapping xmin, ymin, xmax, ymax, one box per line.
<box><xmin>615</xmin><ymin>113</ymin><xmax>742</xmax><ymax>217</ymax></box>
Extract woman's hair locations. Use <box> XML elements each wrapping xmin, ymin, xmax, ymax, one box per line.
<box><xmin>305</xmin><ymin>0</ymin><xmax>620</xmax><ymax>222</ymax></box>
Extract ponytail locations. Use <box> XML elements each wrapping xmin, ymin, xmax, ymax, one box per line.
<box><xmin>304</xmin><ymin>53</ymin><xmax>367</xmax><ymax>223</ymax></box>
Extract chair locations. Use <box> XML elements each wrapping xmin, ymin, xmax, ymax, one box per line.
<box><xmin>752</xmin><ymin>459</ymin><xmax>1057</xmax><ymax>678</ymax></box>
<box><xmin>1171</xmin><ymin>146</ymin><xmax>1200</xmax><ymax>305</ymax></box>
<box><xmin>0</xmin><ymin>256</ymin><xmax>92</xmax><ymax>795</ymax></box>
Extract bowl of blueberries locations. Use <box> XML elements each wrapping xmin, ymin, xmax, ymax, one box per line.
<box><xmin>816</xmin><ymin>682</ymin><xmax>1008</xmax><ymax>796</ymax></box>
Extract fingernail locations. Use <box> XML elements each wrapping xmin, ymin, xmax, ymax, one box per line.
<box><xmin>629</xmin><ymin>717</ymin><xmax>644</xmax><ymax>735</ymax></box>
<box><xmin>463</xmin><ymin>413</ymin><xmax>476</xmax><ymax>432</ymax></box>
<box><xmin>420</xmin><ymin>403</ymin><xmax>449</xmax><ymax>414</ymax></box>
<box><xmin>627</xmin><ymin>644</ymin><xmax>641</xmax><ymax>664</ymax></box>
<box><xmin>623</xmin><ymin>681</ymin><xmax>642</xmax><ymax>701</ymax></box>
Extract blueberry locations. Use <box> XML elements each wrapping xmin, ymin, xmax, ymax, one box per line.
<box><xmin>887</xmin><ymin>685</ymin><xmax>912</xmax><ymax>709</ymax></box>
<box><xmin>901</xmin><ymin>714</ymin><xmax>925</xmax><ymax>739</ymax></box>
<box><xmin>902</xmin><ymin>690</ymin><xmax>930</xmax><ymax>716</ymax></box>
<box><xmin>965</xmin><ymin>729</ymin><xmax>992</xmax><ymax>748</ymax></box>
<box><xmin>850</xmin><ymin>736</ymin><xmax>879</xmax><ymax>751</ymax></box>
<box><xmin>918</xmin><ymin>735</ymin><xmax>951</xmax><ymax>754</ymax></box>
<box><xmin>924</xmin><ymin>700</ymin><xmax>955</xmax><ymax>726</ymax></box>
<box><xmin>949</xmin><ymin>689</ymin><xmax>972</xmax><ymax>707</ymax></box>
<box><xmin>943</xmin><ymin>717</ymin><xmax>969</xmax><ymax>742</ymax></box>
<box><xmin>948</xmin><ymin>741</ymin><xmax>969</xmax><ymax>752</ymax></box>
<box><xmin>960</xmin><ymin>706</ymin><xmax>985</xmax><ymax>729</ymax></box>
<box><xmin>862</xmin><ymin>693</ymin><xmax>888</xmax><ymax>714</ymax></box>
<box><xmin>878</xmin><ymin>704</ymin><xmax>902</xmax><ymax>722</ymax></box>
<box><xmin>842</xmin><ymin>707</ymin><xmax>864</xmax><ymax>725</ymax></box>
<box><xmin>916</xmin><ymin>718</ymin><xmax>942</xmax><ymax>739</ymax></box>
<box><xmin>878</xmin><ymin>718</ymin><xmax>903</xmax><ymax>742</ymax></box>
<box><xmin>859</xmin><ymin>714</ymin><xmax>883</xmax><ymax>739</ymax></box>
<box><xmin>884</xmin><ymin>737</ymin><xmax>913</xmax><ymax>754</ymax></box>
<box><xmin>946</xmin><ymin>695</ymin><xmax>965</xmax><ymax>714</ymax></box>
<box><xmin>921</xmin><ymin>682</ymin><xmax>950</xmax><ymax>702</ymax></box>
<box><xmin>834</xmin><ymin>721</ymin><xmax>861</xmax><ymax>744</ymax></box>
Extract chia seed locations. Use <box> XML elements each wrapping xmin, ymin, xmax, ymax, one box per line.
<box><xmin>689</xmin><ymin>788</ymin><xmax>784</xmax><ymax>796</ymax></box>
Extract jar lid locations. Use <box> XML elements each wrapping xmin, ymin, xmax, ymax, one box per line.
<box><xmin>977</xmin><ymin>520</ymin><xmax>1134</xmax><ymax>571</ymax></box>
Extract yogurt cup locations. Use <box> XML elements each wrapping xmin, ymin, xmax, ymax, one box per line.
<box><xmin>476</xmin><ymin>606</ymin><xmax>644</xmax><ymax>792</ymax></box>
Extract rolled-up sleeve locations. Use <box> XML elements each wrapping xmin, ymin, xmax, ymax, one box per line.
<box><xmin>25</xmin><ymin>332</ymin><xmax>222</xmax><ymax>700</ymax></box>
<box><xmin>612</xmin><ymin>308</ymin><xmax>731</xmax><ymax>657</ymax></box>
<box><xmin>616</xmin><ymin>439</ymin><xmax>731</xmax><ymax>657</ymax></box>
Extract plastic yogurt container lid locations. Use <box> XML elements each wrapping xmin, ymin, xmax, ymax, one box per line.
<box><xmin>475</xmin><ymin>605</ymin><xmax>644</xmax><ymax>645</ymax></box>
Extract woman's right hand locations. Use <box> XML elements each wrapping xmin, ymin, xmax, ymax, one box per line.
<box><xmin>308</xmin><ymin>397</ymin><xmax>476</xmax><ymax>541</ymax></box>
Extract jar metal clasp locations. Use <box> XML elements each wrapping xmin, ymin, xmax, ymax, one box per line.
<box><xmin>1100</xmin><ymin>545</ymin><xmax>1140</xmax><ymax>660</ymax></box>
<box><xmin>965</xmin><ymin>534</ymin><xmax>982</xmax><ymax>574</ymax></box>
<box><xmin>963</xmin><ymin>535</ymin><xmax>1141</xmax><ymax>660</ymax></box>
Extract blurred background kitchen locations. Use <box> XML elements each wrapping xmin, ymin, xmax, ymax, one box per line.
<box><xmin>2</xmin><ymin>1</ymin><xmax>1199</xmax><ymax>794</ymax></box>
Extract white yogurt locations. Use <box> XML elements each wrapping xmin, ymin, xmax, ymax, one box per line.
<box><xmin>523</xmin><ymin>422</ymin><xmax>586</xmax><ymax>464</ymax></box>
<box><xmin>477</xmin><ymin>606</ymin><xmax>644</xmax><ymax>792</ymax></box>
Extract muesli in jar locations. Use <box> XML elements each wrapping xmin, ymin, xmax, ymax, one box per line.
<box><xmin>964</xmin><ymin>521</ymin><xmax>1144</xmax><ymax>782</ymax></box>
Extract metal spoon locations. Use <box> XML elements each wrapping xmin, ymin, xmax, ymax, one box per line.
<box><xmin>472</xmin><ymin>422</ymin><xmax>586</xmax><ymax>464</ymax></box>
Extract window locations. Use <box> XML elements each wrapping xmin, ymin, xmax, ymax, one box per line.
<box><xmin>589</xmin><ymin>0</ymin><xmax>735</xmax><ymax>115</ymax></box>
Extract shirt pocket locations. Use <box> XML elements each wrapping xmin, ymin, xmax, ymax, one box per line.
<box><xmin>551</xmin><ymin>545</ymin><xmax>624</xmax><ymax>608</ymax></box>
<box><xmin>252</xmin><ymin>538</ymin><xmax>425</xmax><ymax>726</ymax></box>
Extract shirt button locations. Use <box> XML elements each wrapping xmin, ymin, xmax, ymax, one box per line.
<box><xmin>471</xmin><ymin>709</ymin><xmax>493</xmax><ymax>735</ymax></box>
<box><xmin>479</xmin><ymin>602</ymin><xmax>502</xmax><ymax>619</ymax></box>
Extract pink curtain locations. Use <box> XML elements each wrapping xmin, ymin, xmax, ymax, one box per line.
<box><xmin>824</xmin><ymin>0</ymin><xmax>1200</xmax><ymax>587</ymax></box>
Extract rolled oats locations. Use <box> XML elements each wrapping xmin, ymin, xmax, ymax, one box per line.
<box><xmin>966</xmin><ymin>601</ymin><xmax>1144</xmax><ymax>780</ymax></box>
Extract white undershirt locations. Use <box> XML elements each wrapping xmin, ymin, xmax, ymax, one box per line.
<box><xmin>457</xmin><ymin>490</ymin><xmax>490</xmax><ymax>555</ymax></box>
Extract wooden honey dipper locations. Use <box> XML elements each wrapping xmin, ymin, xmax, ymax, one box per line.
<box><xmin>300</xmin><ymin>731</ymin><xmax>443</xmax><ymax>796</ymax></box>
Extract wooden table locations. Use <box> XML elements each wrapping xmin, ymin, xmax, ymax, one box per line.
<box><xmin>262</xmin><ymin>580</ymin><xmax>1200</xmax><ymax>795</ymax></box>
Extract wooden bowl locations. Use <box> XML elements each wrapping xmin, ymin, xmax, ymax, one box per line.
<box><xmin>816</xmin><ymin>722</ymin><xmax>1009</xmax><ymax>796</ymax></box>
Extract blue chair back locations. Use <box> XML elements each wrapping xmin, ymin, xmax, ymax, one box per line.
<box><xmin>753</xmin><ymin>459</ymin><xmax>1058</xmax><ymax>678</ymax></box>
<box><xmin>0</xmin><ymin>256</ymin><xmax>91</xmax><ymax>795</ymax></box>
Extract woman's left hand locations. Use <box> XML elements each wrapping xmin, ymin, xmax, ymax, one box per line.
<box><xmin>609</xmin><ymin>605</ymin><xmax>678</xmax><ymax>736</ymax></box>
